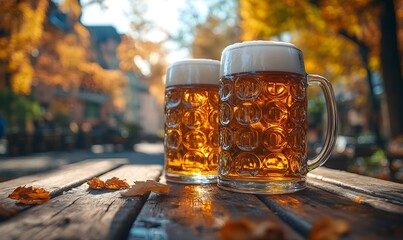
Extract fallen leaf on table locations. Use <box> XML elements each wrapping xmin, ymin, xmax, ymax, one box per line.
<box><xmin>121</xmin><ymin>180</ymin><xmax>170</xmax><ymax>196</ymax></box>
<box><xmin>219</xmin><ymin>218</ymin><xmax>284</xmax><ymax>240</ymax></box>
<box><xmin>87</xmin><ymin>177</ymin><xmax>129</xmax><ymax>190</ymax></box>
<box><xmin>353</xmin><ymin>196</ymin><xmax>363</xmax><ymax>203</ymax></box>
<box><xmin>87</xmin><ymin>177</ymin><xmax>105</xmax><ymax>189</ymax></box>
<box><xmin>8</xmin><ymin>186</ymin><xmax>50</xmax><ymax>205</ymax></box>
<box><xmin>308</xmin><ymin>216</ymin><xmax>350</xmax><ymax>240</ymax></box>
<box><xmin>105</xmin><ymin>177</ymin><xmax>129</xmax><ymax>189</ymax></box>
<box><xmin>0</xmin><ymin>204</ymin><xmax>19</xmax><ymax>219</ymax></box>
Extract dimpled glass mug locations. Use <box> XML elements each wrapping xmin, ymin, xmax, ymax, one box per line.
<box><xmin>164</xmin><ymin>59</ymin><xmax>220</xmax><ymax>184</ymax></box>
<box><xmin>217</xmin><ymin>41</ymin><xmax>337</xmax><ymax>194</ymax></box>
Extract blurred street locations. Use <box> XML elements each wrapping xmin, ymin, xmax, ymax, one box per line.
<box><xmin>0</xmin><ymin>142</ymin><xmax>164</xmax><ymax>182</ymax></box>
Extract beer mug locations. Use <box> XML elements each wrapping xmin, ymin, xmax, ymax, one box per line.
<box><xmin>164</xmin><ymin>59</ymin><xmax>220</xmax><ymax>184</ymax></box>
<box><xmin>217</xmin><ymin>41</ymin><xmax>337</xmax><ymax>194</ymax></box>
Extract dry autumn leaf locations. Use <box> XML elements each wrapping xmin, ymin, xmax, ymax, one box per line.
<box><xmin>121</xmin><ymin>180</ymin><xmax>170</xmax><ymax>196</ymax></box>
<box><xmin>8</xmin><ymin>186</ymin><xmax>50</xmax><ymax>205</ymax></box>
<box><xmin>87</xmin><ymin>177</ymin><xmax>129</xmax><ymax>190</ymax></box>
<box><xmin>87</xmin><ymin>177</ymin><xmax>105</xmax><ymax>189</ymax></box>
<box><xmin>105</xmin><ymin>177</ymin><xmax>129</xmax><ymax>189</ymax></box>
<box><xmin>308</xmin><ymin>216</ymin><xmax>350</xmax><ymax>240</ymax></box>
<box><xmin>219</xmin><ymin>218</ymin><xmax>284</xmax><ymax>240</ymax></box>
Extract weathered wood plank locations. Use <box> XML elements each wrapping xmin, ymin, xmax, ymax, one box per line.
<box><xmin>0</xmin><ymin>159</ymin><xmax>128</xmax><ymax>219</ymax></box>
<box><xmin>259</xmin><ymin>186</ymin><xmax>403</xmax><ymax>239</ymax></box>
<box><xmin>0</xmin><ymin>158</ymin><xmax>128</xmax><ymax>195</ymax></box>
<box><xmin>308</xmin><ymin>177</ymin><xmax>403</xmax><ymax>214</ymax></box>
<box><xmin>0</xmin><ymin>164</ymin><xmax>163</xmax><ymax>240</ymax></box>
<box><xmin>129</xmin><ymin>180</ymin><xmax>303</xmax><ymax>240</ymax></box>
<box><xmin>308</xmin><ymin>167</ymin><xmax>403</xmax><ymax>203</ymax></box>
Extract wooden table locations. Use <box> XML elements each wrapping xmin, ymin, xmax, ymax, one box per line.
<box><xmin>0</xmin><ymin>158</ymin><xmax>402</xmax><ymax>239</ymax></box>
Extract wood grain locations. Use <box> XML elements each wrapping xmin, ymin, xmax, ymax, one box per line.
<box><xmin>0</xmin><ymin>164</ymin><xmax>163</xmax><ymax>240</ymax></box>
<box><xmin>259</xmin><ymin>186</ymin><xmax>403</xmax><ymax>239</ymax></box>
<box><xmin>129</xmin><ymin>180</ymin><xmax>303</xmax><ymax>240</ymax></box>
<box><xmin>308</xmin><ymin>177</ymin><xmax>403</xmax><ymax>214</ymax></box>
<box><xmin>0</xmin><ymin>159</ymin><xmax>128</xmax><ymax>220</ymax></box>
<box><xmin>309</xmin><ymin>167</ymin><xmax>403</xmax><ymax>203</ymax></box>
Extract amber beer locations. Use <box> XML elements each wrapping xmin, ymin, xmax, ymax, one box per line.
<box><xmin>218</xmin><ymin>41</ymin><xmax>337</xmax><ymax>194</ymax></box>
<box><xmin>164</xmin><ymin>59</ymin><xmax>220</xmax><ymax>183</ymax></box>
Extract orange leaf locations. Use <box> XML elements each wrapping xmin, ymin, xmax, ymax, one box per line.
<box><xmin>308</xmin><ymin>216</ymin><xmax>350</xmax><ymax>240</ymax></box>
<box><xmin>121</xmin><ymin>180</ymin><xmax>170</xmax><ymax>196</ymax></box>
<box><xmin>105</xmin><ymin>177</ymin><xmax>129</xmax><ymax>189</ymax></box>
<box><xmin>8</xmin><ymin>186</ymin><xmax>24</xmax><ymax>200</ymax></box>
<box><xmin>87</xmin><ymin>177</ymin><xmax>105</xmax><ymax>189</ymax></box>
<box><xmin>8</xmin><ymin>186</ymin><xmax>50</xmax><ymax>205</ymax></box>
<box><xmin>219</xmin><ymin>218</ymin><xmax>284</xmax><ymax>240</ymax></box>
<box><xmin>220</xmin><ymin>218</ymin><xmax>253</xmax><ymax>240</ymax></box>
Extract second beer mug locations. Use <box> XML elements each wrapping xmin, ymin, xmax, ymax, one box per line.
<box><xmin>164</xmin><ymin>59</ymin><xmax>220</xmax><ymax>184</ymax></box>
<box><xmin>218</xmin><ymin>41</ymin><xmax>337</xmax><ymax>194</ymax></box>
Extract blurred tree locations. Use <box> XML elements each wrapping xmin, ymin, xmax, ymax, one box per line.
<box><xmin>117</xmin><ymin>0</ymin><xmax>168</xmax><ymax>106</ymax></box>
<box><xmin>35</xmin><ymin>0</ymin><xmax>127</xmax><ymax>98</ymax></box>
<box><xmin>0</xmin><ymin>0</ymin><xmax>49</xmax><ymax>131</ymax></box>
<box><xmin>192</xmin><ymin>15</ymin><xmax>239</xmax><ymax>60</ymax></box>
<box><xmin>117</xmin><ymin>35</ymin><xmax>167</xmax><ymax>105</ymax></box>
<box><xmin>0</xmin><ymin>89</ymin><xmax>42</xmax><ymax>133</ymax></box>
<box><xmin>0</xmin><ymin>0</ymin><xmax>128</xmax><ymax>130</ymax></box>
<box><xmin>172</xmin><ymin>0</ymin><xmax>240</xmax><ymax>59</ymax></box>
<box><xmin>240</xmin><ymin>0</ymin><xmax>403</xmax><ymax>144</ymax></box>
<box><xmin>0</xmin><ymin>0</ymin><xmax>48</xmax><ymax>94</ymax></box>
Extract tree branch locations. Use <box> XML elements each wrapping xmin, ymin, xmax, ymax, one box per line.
<box><xmin>338</xmin><ymin>29</ymin><xmax>368</xmax><ymax>51</ymax></box>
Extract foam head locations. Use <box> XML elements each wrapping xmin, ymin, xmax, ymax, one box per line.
<box><xmin>220</xmin><ymin>41</ymin><xmax>306</xmax><ymax>76</ymax></box>
<box><xmin>166</xmin><ymin>59</ymin><xmax>220</xmax><ymax>87</ymax></box>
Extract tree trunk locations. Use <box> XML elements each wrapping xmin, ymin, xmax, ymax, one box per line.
<box><xmin>380</xmin><ymin>0</ymin><xmax>403</xmax><ymax>138</ymax></box>
<box><xmin>339</xmin><ymin>30</ymin><xmax>383</xmax><ymax>146</ymax></box>
<box><xmin>358</xmin><ymin>44</ymin><xmax>382</xmax><ymax>146</ymax></box>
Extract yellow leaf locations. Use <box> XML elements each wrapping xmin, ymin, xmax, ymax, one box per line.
<box><xmin>120</xmin><ymin>180</ymin><xmax>170</xmax><ymax>196</ymax></box>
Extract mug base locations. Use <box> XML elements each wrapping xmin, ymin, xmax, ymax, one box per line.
<box><xmin>165</xmin><ymin>173</ymin><xmax>217</xmax><ymax>184</ymax></box>
<box><xmin>217</xmin><ymin>177</ymin><xmax>306</xmax><ymax>194</ymax></box>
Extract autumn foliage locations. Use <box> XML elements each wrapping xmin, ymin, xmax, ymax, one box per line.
<box><xmin>87</xmin><ymin>177</ymin><xmax>129</xmax><ymax>190</ymax></box>
<box><xmin>120</xmin><ymin>180</ymin><xmax>170</xmax><ymax>196</ymax></box>
<box><xmin>117</xmin><ymin>35</ymin><xmax>167</xmax><ymax>106</ymax></box>
<box><xmin>0</xmin><ymin>0</ymin><xmax>49</xmax><ymax>94</ymax></box>
<box><xmin>219</xmin><ymin>216</ymin><xmax>349</xmax><ymax>240</ymax></box>
<box><xmin>8</xmin><ymin>186</ymin><xmax>51</xmax><ymax>205</ymax></box>
<box><xmin>105</xmin><ymin>177</ymin><xmax>130</xmax><ymax>189</ymax></box>
<box><xmin>240</xmin><ymin>0</ymin><xmax>403</xmax><ymax>139</ymax></box>
<box><xmin>86</xmin><ymin>177</ymin><xmax>106</xmax><ymax>189</ymax></box>
<box><xmin>219</xmin><ymin>218</ymin><xmax>284</xmax><ymax>240</ymax></box>
<box><xmin>0</xmin><ymin>0</ymin><xmax>127</xmax><ymax>104</ymax></box>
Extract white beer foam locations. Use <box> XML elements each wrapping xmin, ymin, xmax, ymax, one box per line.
<box><xmin>166</xmin><ymin>59</ymin><xmax>220</xmax><ymax>87</ymax></box>
<box><xmin>220</xmin><ymin>41</ymin><xmax>306</xmax><ymax>76</ymax></box>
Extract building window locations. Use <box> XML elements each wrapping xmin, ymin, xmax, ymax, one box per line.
<box><xmin>85</xmin><ymin>102</ymin><xmax>100</xmax><ymax>118</ymax></box>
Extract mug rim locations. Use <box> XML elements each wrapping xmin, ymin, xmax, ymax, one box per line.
<box><xmin>168</xmin><ymin>59</ymin><xmax>220</xmax><ymax>69</ymax></box>
<box><xmin>222</xmin><ymin>40</ymin><xmax>302</xmax><ymax>53</ymax></box>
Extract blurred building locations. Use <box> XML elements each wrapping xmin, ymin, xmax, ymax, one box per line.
<box><xmin>86</xmin><ymin>26</ymin><xmax>137</xmax><ymax>126</ymax></box>
<box><xmin>84</xmin><ymin>26</ymin><xmax>123</xmax><ymax>125</ymax></box>
<box><xmin>32</xmin><ymin>3</ymin><xmax>117</xmax><ymax>130</ymax></box>
<box><xmin>85</xmin><ymin>25</ymin><xmax>162</xmax><ymax>136</ymax></box>
<box><xmin>32</xmin><ymin>1</ymin><xmax>161</xmax><ymax>138</ymax></box>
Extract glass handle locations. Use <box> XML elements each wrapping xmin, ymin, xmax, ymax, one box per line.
<box><xmin>307</xmin><ymin>74</ymin><xmax>338</xmax><ymax>171</ymax></box>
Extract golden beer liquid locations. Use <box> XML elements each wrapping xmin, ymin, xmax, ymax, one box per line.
<box><xmin>218</xmin><ymin>71</ymin><xmax>308</xmax><ymax>182</ymax></box>
<box><xmin>164</xmin><ymin>84</ymin><xmax>219</xmax><ymax>177</ymax></box>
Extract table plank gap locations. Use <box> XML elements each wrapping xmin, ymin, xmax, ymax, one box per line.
<box><xmin>0</xmin><ymin>164</ymin><xmax>163</xmax><ymax>240</ymax></box>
